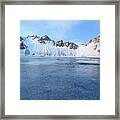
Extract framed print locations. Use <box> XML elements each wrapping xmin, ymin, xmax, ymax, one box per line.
<box><xmin>0</xmin><ymin>0</ymin><xmax>119</xmax><ymax>119</ymax></box>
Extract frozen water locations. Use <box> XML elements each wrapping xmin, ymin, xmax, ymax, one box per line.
<box><xmin>20</xmin><ymin>57</ymin><xmax>100</xmax><ymax>100</ymax></box>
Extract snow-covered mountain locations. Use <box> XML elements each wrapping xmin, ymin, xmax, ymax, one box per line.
<box><xmin>20</xmin><ymin>35</ymin><xmax>100</xmax><ymax>57</ymax></box>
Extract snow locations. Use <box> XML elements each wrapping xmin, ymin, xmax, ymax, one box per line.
<box><xmin>76</xmin><ymin>42</ymin><xmax>100</xmax><ymax>57</ymax></box>
<box><xmin>20</xmin><ymin>36</ymin><xmax>100</xmax><ymax>58</ymax></box>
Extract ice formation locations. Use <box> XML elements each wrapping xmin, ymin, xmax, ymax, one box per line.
<box><xmin>20</xmin><ymin>35</ymin><xmax>100</xmax><ymax>57</ymax></box>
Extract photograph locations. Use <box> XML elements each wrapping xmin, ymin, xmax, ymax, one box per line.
<box><xmin>20</xmin><ymin>20</ymin><xmax>100</xmax><ymax>100</ymax></box>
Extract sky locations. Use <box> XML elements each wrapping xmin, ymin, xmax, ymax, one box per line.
<box><xmin>20</xmin><ymin>20</ymin><xmax>100</xmax><ymax>44</ymax></box>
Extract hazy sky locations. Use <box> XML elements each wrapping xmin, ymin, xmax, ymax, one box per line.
<box><xmin>20</xmin><ymin>20</ymin><xmax>100</xmax><ymax>44</ymax></box>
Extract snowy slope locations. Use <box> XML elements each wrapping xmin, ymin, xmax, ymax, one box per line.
<box><xmin>20</xmin><ymin>35</ymin><xmax>100</xmax><ymax>57</ymax></box>
<box><xmin>76</xmin><ymin>39</ymin><xmax>100</xmax><ymax>57</ymax></box>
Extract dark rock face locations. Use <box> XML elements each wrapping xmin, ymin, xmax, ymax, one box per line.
<box><xmin>20</xmin><ymin>36</ymin><xmax>24</xmax><ymax>41</ymax></box>
<box><xmin>25</xmin><ymin>48</ymin><xmax>30</xmax><ymax>56</ymax></box>
<box><xmin>68</xmin><ymin>43</ymin><xmax>78</xmax><ymax>49</ymax></box>
<box><xmin>64</xmin><ymin>42</ymin><xmax>70</xmax><ymax>47</ymax></box>
<box><xmin>55</xmin><ymin>40</ymin><xmax>78</xmax><ymax>49</ymax></box>
<box><xmin>40</xmin><ymin>35</ymin><xmax>51</xmax><ymax>41</ymax></box>
<box><xmin>97</xmin><ymin>49</ymin><xmax>100</xmax><ymax>53</ymax></box>
<box><xmin>89</xmin><ymin>39</ymin><xmax>92</xmax><ymax>43</ymax></box>
<box><xmin>32</xmin><ymin>35</ymin><xmax>39</xmax><ymax>40</ymax></box>
<box><xmin>56</xmin><ymin>40</ymin><xmax>64</xmax><ymax>47</ymax></box>
<box><xmin>20</xmin><ymin>35</ymin><xmax>79</xmax><ymax>50</ymax></box>
<box><xmin>93</xmin><ymin>44</ymin><xmax>97</xmax><ymax>50</ymax></box>
<box><xmin>20</xmin><ymin>41</ymin><xmax>26</xmax><ymax>49</ymax></box>
<box><xmin>32</xmin><ymin>53</ymin><xmax>35</xmax><ymax>55</ymax></box>
<box><xmin>51</xmin><ymin>40</ymin><xmax>55</xmax><ymax>46</ymax></box>
<box><xmin>20</xmin><ymin>36</ymin><xmax>26</xmax><ymax>49</ymax></box>
<box><xmin>93</xmin><ymin>36</ymin><xmax>100</xmax><ymax>44</ymax></box>
<box><xmin>80</xmin><ymin>35</ymin><xmax>100</xmax><ymax>47</ymax></box>
<box><xmin>38</xmin><ymin>39</ymin><xmax>46</xmax><ymax>44</ymax></box>
<box><xmin>37</xmin><ymin>35</ymin><xmax>52</xmax><ymax>44</ymax></box>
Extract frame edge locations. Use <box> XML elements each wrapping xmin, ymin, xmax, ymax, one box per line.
<box><xmin>0</xmin><ymin>0</ymin><xmax>119</xmax><ymax>119</ymax></box>
<box><xmin>1</xmin><ymin>0</ymin><xmax>5</xmax><ymax>119</ymax></box>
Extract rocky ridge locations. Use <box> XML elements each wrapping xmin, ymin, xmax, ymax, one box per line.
<box><xmin>20</xmin><ymin>35</ymin><xmax>100</xmax><ymax>57</ymax></box>
<box><xmin>20</xmin><ymin>35</ymin><xmax>79</xmax><ymax>50</ymax></box>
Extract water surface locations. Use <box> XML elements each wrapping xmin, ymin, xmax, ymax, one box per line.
<box><xmin>20</xmin><ymin>57</ymin><xmax>100</xmax><ymax>100</ymax></box>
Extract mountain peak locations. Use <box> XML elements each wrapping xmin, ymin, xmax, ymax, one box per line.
<box><xmin>40</xmin><ymin>35</ymin><xmax>51</xmax><ymax>41</ymax></box>
<box><xmin>20</xmin><ymin>35</ymin><xmax>100</xmax><ymax>57</ymax></box>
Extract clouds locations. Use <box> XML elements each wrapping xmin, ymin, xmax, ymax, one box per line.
<box><xmin>45</xmin><ymin>20</ymin><xmax>81</xmax><ymax>40</ymax></box>
<box><xmin>20</xmin><ymin>20</ymin><xmax>100</xmax><ymax>43</ymax></box>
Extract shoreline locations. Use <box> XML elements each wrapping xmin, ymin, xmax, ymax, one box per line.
<box><xmin>20</xmin><ymin>54</ymin><xmax>100</xmax><ymax>59</ymax></box>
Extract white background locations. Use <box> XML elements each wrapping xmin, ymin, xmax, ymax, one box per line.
<box><xmin>5</xmin><ymin>5</ymin><xmax>115</xmax><ymax>115</ymax></box>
